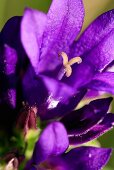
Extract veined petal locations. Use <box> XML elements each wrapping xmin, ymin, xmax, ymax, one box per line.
<box><xmin>71</xmin><ymin>9</ymin><xmax>114</xmax><ymax>57</ymax></box>
<box><xmin>64</xmin><ymin>29</ymin><xmax>114</xmax><ymax>92</ymax></box>
<box><xmin>69</xmin><ymin>113</ymin><xmax>114</xmax><ymax>145</ymax></box>
<box><xmin>82</xmin><ymin>30</ymin><xmax>114</xmax><ymax>71</ymax></box>
<box><xmin>43</xmin><ymin>0</ymin><xmax>84</xmax><ymax>53</ymax></box>
<box><xmin>67</xmin><ymin>29</ymin><xmax>114</xmax><ymax>87</ymax></box>
<box><xmin>38</xmin><ymin>0</ymin><xmax>84</xmax><ymax>73</ymax></box>
<box><xmin>61</xmin><ymin>97</ymin><xmax>112</xmax><ymax>135</ymax></box>
<box><xmin>87</xmin><ymin>72</ymin><xmax>114</xmax><ymax>95</ymax></box>
<box><xmin>21</xmin><ymin>8</ymin><xmax>47</xmax><ymax>73</ymax></box>
<box><xmin>31</xmin><ymin>122</ymin><xmax>69</xmax><ymax>165</ymax></box>
<box><xmin>46</xmin><ymin>147</ymin><xmax>112</xmax><ymax>170</ymax></box>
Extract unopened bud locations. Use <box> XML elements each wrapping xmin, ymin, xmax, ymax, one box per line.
<box><xmin>16</xmin><ymin>104</ymin><xmax>38</xmax><ymax>136</ymax></box>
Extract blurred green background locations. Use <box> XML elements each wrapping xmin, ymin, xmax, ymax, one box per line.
<box><xmin>0</xmin><ymin>0</ymin><xmax>114</xmax><ymax>170</ymax></box>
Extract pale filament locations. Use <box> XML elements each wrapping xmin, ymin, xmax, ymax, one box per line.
<box><xmin>59</xmin><ymin>52</ymin><xmax>82</xmax><ymax>77</ymax></box>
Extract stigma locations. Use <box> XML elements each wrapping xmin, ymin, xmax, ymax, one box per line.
<box><xmin>59</xmin><ymin>52</ymin><xmax>82</xmax><ymax>77</ymax></box>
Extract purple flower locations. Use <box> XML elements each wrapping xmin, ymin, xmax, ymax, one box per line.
<box><xmin>24</xmin><ymin>97</ymin><xmax>114</xmax><ymax>170</ymax></box>
<box><xmin>20</xmin><ymin>0</ymin><xmax>114</xmax><ymax>120</ymax></box>
<box><xmin>18</xmin><ymin>0</ymin><xmax>114</xmax><ymax>169</ymax></box>
<box><xmin>0</xmin><ymin>0</ymin><xmax>114</xmax><ymax>169</ymax></box>
<box><xmin>61</xmin><ymin>97</ymin><xmax>114</xmax><ymax>145</ymax></box>
<box><xmin>0</xmin><ymin>16</ymin><xmax>28</xmax><ymax>129</ymax></box>
<box><xmin>25</xmin><ymin>117</ymin><xmax>113</xmax><ymax>170</ymax></box>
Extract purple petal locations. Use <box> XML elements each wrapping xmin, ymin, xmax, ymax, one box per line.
<box><xmin>31</xmin><ymin>122</ymin><xmax>69</xmax><ymax>165</ymax></box>
<box><xmin>71</xmin><ymin>9</ymin><xmax>114</xmax><ymax>57</ymax></box>
<box><xmin>66</xmin><ymin>28</ymin><xmax>114</xmax><ymax>86</ymax></box>
<box><xmin>69</xmin><ymin>113</ymin><xmax>114</xmax><ymax>145</ymax></box>
<box><xmin>21</xmin><ymin>8</ymin><xmax>47</xmax><ymax>73</ymax></box>
<box><xmin>1</xmin><ymin>16</ymin><xmax>21</xmax><ymax>48</ymax></box>
<box><xmin>64</xmin><ymin>147</ymin><xmax>112</xmax><ymax>170</ymax></box>
<box><xmin>82</xmin><ymin>30</ymin><xmax>114</xmax><ymax>71</ymax></box>
<box><xmin>22</xmin><ymin>66</ymin><xmax>87</xmax><ymax>119</ymax></box>
<box><xmin>3</xmin><ymin>45</ymin><xmax>18</xmax><ymax>75</ymax></box>
<box><xmin>22</xmin><ymin>66</ymin><xmax>50</xmax><ymax>109</ymax></box>
<box><xmin>46</xmin><ymin>147</ymin><xmax>112</xmax><ymax>170</ymax></box>
<box><xmin>61</xmin><ymin>97</ymin><xmax>112</xmax><ymax>135</ymax></box>
<box><xmin>46</xmin><ymin>0</ymin><xmax>84</xmax><ymax>51</ymax></box>
<box><xmin>38</xmin><ymin>0</ymin><xmax>84</xmax><ymax>73</ymax></box>
<box><xmin>40</xmin><ymin>88</ymin><xmax>86</xmax><ymax>120</ymax></box>
<box><xmin>85</xmin><ymin>89</ymin><xmax>99</xmax><ymax>98</ymax></box>
<box><xmin>87</xmin><ymin>72</ymin><xmax>114</xmax><ymax>95</ymax></box>
<box><xmin>62</xmin><ymin>62</ymin><xmax>97</xmax><ymax>90</ymax></box>
<box><xmin>0</xmin><ymin>45</ymin><xmax>17</xmax><ymax>108</ymax></box>
<box><xmin>40</xmin><ymin>75</ymin><xmax>75</xmax><ymax>103</ymax></box>
<box><xmin>1</xmin><ymin>16</ymin><xmax>27</xmax><ymax>70</ymax></box>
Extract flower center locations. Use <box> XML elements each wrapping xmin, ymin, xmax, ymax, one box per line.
<box><xmin>59</xmin><ymin>52</ymin><xmax>82</xmax><ymax>77</ymax></box>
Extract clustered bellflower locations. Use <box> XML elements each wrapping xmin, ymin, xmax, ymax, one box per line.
<box><xmin>0</xmin><ymin>0</ymin><xmax>114</xmax><ymax>170</ymax></box>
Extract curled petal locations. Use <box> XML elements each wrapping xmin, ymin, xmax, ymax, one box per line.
<box><xmin>61</xmin><ymin>97</ymin><xmax>112</xmax><ymax>135</ymax></box>
<box><xmin>69</xmin><ymin>113</ymin><xmax>114</xmax><ymax>145</ymax></box>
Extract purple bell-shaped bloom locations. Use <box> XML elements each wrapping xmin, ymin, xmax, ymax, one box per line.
<box><xmin>20</xmin><ymin>0</ymin><xmax>114</xmax><ymax>121</ymax></box>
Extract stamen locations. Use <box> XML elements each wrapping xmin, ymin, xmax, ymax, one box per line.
<box><xmin>65</xmin><ymin>64</ymin><xmax>72</xmax><ymax>77</ymax></box>
<box><xmin>68</xmin><ymin>56</ymin><xmax>82</xmax><ymax>65</ymax></box>
<box><xmin>59</xmin><ymin>52</ymin><xmax>68</xmax><ymax>66</ymax></box>
<box><xmin>59</xmin><ymin>52</ymin><xmax>82</xmax><ymax>77</ymax></box>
